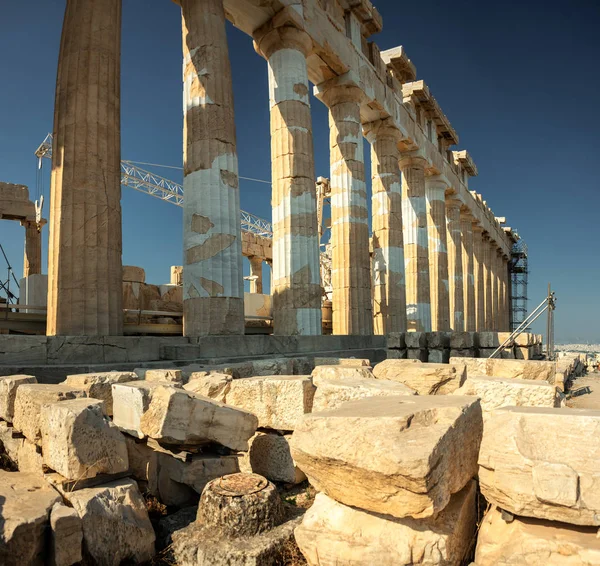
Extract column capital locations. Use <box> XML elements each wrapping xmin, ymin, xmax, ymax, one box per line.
<box><xmin>253</xmin><ymin>7</ymin><xmax>312</xmax><ymax>59</ymax></box>
<box><xmin>424</xmin><ymin>176</ymin><xmax>448</xmax><ymax>192</ymax></box>
<box><xmin>398</xmin><ymin>154</ymin><xmax>427</xmax><ymax>170</ymax></box>
<box><xmin>314</xmin><ymin>72</ymin><xmax>366</xmax><ymax>107</ymax></box>
<box><xmin>471</xmin><ymin>222</ymin><xmax>484</xmax><ymax>234</ymax></box>
<box><xmin>363</xmin><ymin>117</ymin><xmax>402</xmax><ymax>145</ymax></box>
<box><xmin>445</xmin><ymin>196</ymin><xmax>462</xmax><ymax>211</ymax></box>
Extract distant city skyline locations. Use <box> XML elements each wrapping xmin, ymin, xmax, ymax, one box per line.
<box><xmin>0</xmin><ymin>0</ymin><xmax>598</xmax><ymax>342</ymax></box>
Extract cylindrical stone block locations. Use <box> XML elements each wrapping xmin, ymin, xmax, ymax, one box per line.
<box><xmin>47</xmin><ymin>0</ymin><xmax>123</xmax><ymax>336</ymax></box>
<box><xmin>400</xmin><ymin>157</ymin><xmax>431</xmax><ymax>332</ymax></box>
<box><xmin>181</xmin><ymin>0</ymin><xmax>244</xmax><ymax>336</ymax></box>
<box><xmin>22</xmin><ymin>221</ymin><xmax>42</xmax><ymax>277</ymax></box>
<box><xmin>446</xmin><ymin>199</ymin><xmax>464</xmax><ymax>331</ymax></box>
<box><xmin>249</xmin><ymin>256</ymin><xmax>263</xmax><ymax>294</ymax></box>
<box><xmin>322</xmin><ymin>86</ymin><xmax>372</xmax><ymax>335</ymax></box>
<box><xmin>460</xmin><ymin>211</ymin><xmax>476</xmax><ymax>331</ymax></box>
<box><xmin>472</xmin><ymin>224</ymin><xmax>485</xmax><ymax>332</ymax></box>
<box><xmin>365</xmin><ymin>120</ymin><xmax>407</xmax><ymax>335</ymax></box>
<box><xmin>257</xmin><ymin>25</ymin><xmax>321</xmax><ymax>335</ymax></box>
<box><xmin>426</xmin><ymin>180</ymin><xmax>450</xmax><ymax>331</ymax></box>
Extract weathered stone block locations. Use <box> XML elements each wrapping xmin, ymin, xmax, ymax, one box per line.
<box><xmin>515</xmin><ymin>332</ymin><xmax>534</xmax><ymax>346</ymax></box>
<box><xmin>449</xmin><ymin>348</ymin><xmax>476</xmax><ymax>358</ymax></box>
<box><xmin>141</xmin><ymin>385</ymin><xmax>258</xmax><ymax>451</ymax></box>
<box><xmin>226</xmin><ymin>376</ymin><xmax>315</xmax><ymax>431</ymax></box>
<box><xmin>17</xmin><ymin>437</ymin><xmax>44</xmax><ymax>475</ymax></box>
<box><xmin>64</xmin><ymin>478</ymin><xmax>155</xmax><ymax>565</ymax></box>
<box><xmin>515</xmin><ymin>346</ymin><xmax>534</xmax><ymax>360</ymax></box>
<box><xmin>313</xmin><ymin>357</ymin><xmax>371</xmax><ymax>367</ymax></box>
<box><xmin>427</xmin><ymin>331</ymin><xmax>450</xmax><ymax>349</ymax></box>
<box><xmin>0</xmin><ymin>374</ymin><xmax>36</xmax><ymax>422</ymax></box>
<box><xmin>0</xmin><ymin>420</ymin><xmax>22</xmax><ymax>463</ymax></box>
<box><xmin>291</xmin><ymin>395</ymin><xmax>483</xmax><ymax>519</ymax></box>
<box><xmin>454</xmin><ymin>376</ymin><xmax>558</xmax><ymax>419</ymax></box>
<box><xmin>136</xmin><ymin>368</ymin><xmax>183</xmax><ymax>384</ymax></box>
<box><xmin>0</xmin><ymin>335</ymin><xmax>47</xmax><ymax>364</ymax></box>
<box><xmin>64</xmin><ymin>371</ymin><xmax>138</xmax><ymax>415</ymax></box>
<box><xmin>183</xmin><ymin>372</ymin><xmax>232</xmax><ymax>402</ymax></box>
<box><xmin>296</xmin><ymin>481</ymin><xmax>477</xmax><ymax>566</ymax></box>
<box><xmin>373</xmin><ymin>359</ymin><xmax>466</xmax><ymax>395</ymax></box>
<box><xmin>47</xmin><ymin>336</ymin><xmax>104</xmax><ymax>364</ymax></box>
<box><xmin>479</xmin><ymin>406</ymin><xmax>600</xmax><ymax>525</ymax></box>
<box><xmin>12</xmin><ymin>384</ymin><xmax>87</xmax><ymax>443</ymax></box>
<box><xmin>50</xmin><ymin>502</ymin><xmax>83</xmax><ymax>566</ymax></box>
<box><xmin>449</xmin><ymin>332</ymin><xmax>475</xmax><ymax>349</ymax></box>
<box><xmin>450</xmin><ymin>357</ymin><xmax>556</xmax><ymax>382</ymax></box>
<box><xmin>405</xmin><ymin>332</ymin><xmax>427</xmax><ymax>349</ymax></box>
<box><xmin>241</xmin><ymin>432</ymin><xmax>305</xmax><ymax>484</ymax></box>
<box><xmin>386</xmin><ymin>348</ymin><xmax>407</xmax><ymax>359</ymax></box>
<box><xmin>474</xmin><ymin>506</ymin><xmax>600</xmax><ymax>566</ymax></box>
<box><xmin>407</xmin><ymin>348</ymin><xmax>428</xmax><ymax>361</ymax></box>
<box><xmin>313</xmin><ymin>376</ymin><xmax>416</xmax><ymax>412</ymax></box>
<box><xmin>0</xmin><ymin>470</ymin><xmax>61</xmax><ymax>566</ymax></box>
<box><xmin>311</xmin><ymin>365</ymin><xmax>374</xmax><ymax>386</ymax></box>
<box><xmin>427</xmin><ymin>349</ymin><xmax>449</xmax><ymax>364</ymax></box>
<box><xmin>112</xmin><ymin>380</ymin><xmax>175</xmax><ymax>439</ymax></box>
<box><xmin>40</xmin><ymin>398</ymin><xmax>129</xmax><ymax>481</ymax></box>
<box><xmin>386</xmin><ymin>332</ymin><xmax>406</xmax><ymax>349</ymax></box>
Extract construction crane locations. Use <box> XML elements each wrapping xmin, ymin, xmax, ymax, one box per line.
<box><xmin>34</xmin><ymin>133</ymin><xmax>273</xmax><ymax>238</ymax></box>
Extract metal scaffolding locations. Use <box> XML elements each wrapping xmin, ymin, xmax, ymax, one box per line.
<box><xmin>509</xmin><ymin>239</ymin><xmax>529</xmax><ymax>332</ymax></box>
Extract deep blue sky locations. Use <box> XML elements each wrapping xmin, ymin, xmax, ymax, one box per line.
<box><xmin>1</xmin><ymin>0</ymin><xmax>598</xmax><ymax>342</ymax></box>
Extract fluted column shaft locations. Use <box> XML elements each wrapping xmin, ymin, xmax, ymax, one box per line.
<box><xmin>493</xmin><ymin>247</ymin><xmax>502</xmax><ymax>331</ymax></box>
<box><xmin>365</xmin><ymin>120</ymin><xmax>407</xmax><ymax>334</ymax></box>
<box><xmin>460</xmin><ymin>211</ymin><xmax>476</xmax><ymax>331</ymax></box>
<box><xmin>446</xmin><ymin>199</ymin><xmax>464</xmax><ymax>331</ymax></box>
<box><xmin>482</xmin><ymin>233</ymin><xmax>493</xmax><ymax>330</ymax></box>
<box><xmin>501</xmin><ymin>254</ymin><xmax>510</xmax><ymax>331</ymax></box>
<box><xmin>182</xmin><ymin>0</ymin><xmax>244</xmax><ymax>336</ymax></box>
<box><xmin>426</xmin><ymin>180</ymin><xmax>450</xmax><ymax>331</ymax></box>
<box><xmin>255</xmin><ymin>23</ymin><xmax>321</xmax><ymax>335</ymax></box>
<box><xmin>472</xmin><ymin>224</ymin><xmax>485</xmax><ymax>331</ymax></box>
<box><xmin>22</xmin><ymin>220</ymin><xmax>42</xmax><ymax>277</ymax></box>
<box><xmin>48</xmin><ymin>0</ymin><xmax>123</xmax><ymax>336</ymax></box>
<box><xmin>249</xmin><ymin>256</ymin><xmax>263</xmax><ymax>294</ymax></box>
<box><xmin>319</xmin><ymin>84</ymin><xmax>372</xmax><ymax>335</ymax></box>
<box><xmin>400</xmin><ymin>157</ymin><xmax>431</xmax><ymax>332</ymax></box>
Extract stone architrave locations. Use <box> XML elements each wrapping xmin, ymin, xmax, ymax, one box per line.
<box><xmin>373</xmin><ymin>359</ymin><xmax>466</xmax><ymax>395</ymax></box>
<box><xmin>315</xmin><ymin>75</ymin><xmax>372</xmax><ymax>335</ymax></box>
<box><xmin>399</xmin><ymin>156</ymin><xmax>431</xmax><ymax>332</ymax></box>
<box><xmin>254</xmin><ymin>14</ymin><xmax>322</xmax><ymax>335</ymax></box>
<box><xmin>65</xmin><ymin>371</ymin><xmax>138</xmax><ymax>416</ymax></box>
<box><xmin>225</xmin><ymin>375</ymin><xmax>315</xmax><ymax>431</ymax></box>
<box><xmin>446</xmin><ymin>198</ymin><xmax>464</xmax><ymax>331</ymax></box>
<box><xmin>181</xmin><ymin>0</ymin><xmax>244</xmax><ymax>336</ymax></box>
<box><xmin>312</xmin><ymin>376</ymin><xmax>416</xmax><ymax>411</ymax></box>
<box><xmin>291</xmin><ymin>395</ymin><xmax>482</xmax><ymax>519</ymax></box>
<box><xmin>364</xmin><ymin>118</ymin><xmax>407</xmax><ymax>334</ymax></box>
<box><xmin>471</xmin><ymin>223</ymin><xmax>485</xmax><ymax>331</ymax></box>
<box><xmin>47</xmin><ymin>0</ymin><xmax>123</xmax><ymax>336</ymax></box>
<box><xmin>474</xmin><ymin>506</ymin><xmax>600</xmax><ymax>566</ymax></box>
<box><xmin>0</xmin><ymin>471</ymin><xmax>62</xmax><ymax>566</ymax></box>
<box><xmin>479</xmin><ymin>406</ymin><xmax>600</xmax><ymax>526</ymax></box>
<box><xmin>0</xmin><ymin>374</ymin><xmax>37</xmax><ymax>422</ymax></box>
<box><xmin>40</xmin><ymin>398</ymin><xmax>129</xmax><ymax>481</ymax></box>
<box><xmin>296</xmin><ymin>482</ymin><xmax>477</xmax><ymax>566</ymax></box>
<box><xmin>63</xmin><ymin>479</ymin><xmax>155</xmax><ymax>565</ymax></box>
<box><xmin>460</xmin><ymin>209</ymin><xmax>476</xmax><ymax>331</ymax></box>
<box><xmin>425</xmin><ymin>179</ymin><xmax>450</xmax><ymax>331</ymax></box>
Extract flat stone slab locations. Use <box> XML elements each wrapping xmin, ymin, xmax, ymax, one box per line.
<box><xmin>291</xmin><ymin>395</ymin><xmax>483</xmax><ymax>519</ymax></box>
<box><xmin>373</xmin><ymin>360</ymin><xmax>467</xmax><ymax>395</ymax></box>
<box><xmin>296</xmin><ymin>481</ymin><xmax>477</xmax><ymax>566</ymax></box>
<box><xmin>40</xmin><ymin>398</ymin><xmax>129</xmax><ymax>481</ymax></box>
<box><xmin>0</xmin><ymin>374</ymin><xmax>37</xmax><ymax>422</ymax></box>
<box><xmin>0</xmin><ymin>471</ymin><xmax>62</xmax><ymax>566</ymax></box>
<box><xmin>63</xmin><ymin>478</ymin><xmax>155</xmax><ymax>565</ymax></box>
<box><xmin>313</xmin><ymin>376</ymin><xmax>416</xmax><ymax>412</ymax></box>
<box><xmin>12</xmin><ymin>383</ymin><xmax>87</xmax><ymax>443</ymax></box>
<box><xmin>453</xmin><ymin>375</ymin><xmax>559</xmax><ymax>418</ymax></box>
<box><xmin>64</xmin><ymin>371</ymin><xmax>138</xmax><ymax>415</ymax></box>
<box><xmin>311</xmin><ymin>365</ymin><xmax>375</xmax><ymax>386</ymax></box>
<box><xmin>479</xmin><ymin>406</ymin><xmax>600</xmax><ymax>525</ymax></box>
<box><xmin>141</xmin><ymin>385</ymin><xmax>258</xmax><ymax>451</ymax></box>
<box><xmin>183</xmin><ymin>372</ymin><xmax>232</xmax><ymax>402</ymax></box>
<box><xmin>474</xmin><ymin>506</ymin><xmax>600</xmax><ymax>565</ymax></box>
<box><xmin>450</xmin><ymin>356</ymin><xmax>556</xmax><ymax>382</ymax></box>
<box><xmin>225</xmin><ymin>376</ymin><xmax>315</xmax><ymax>431</ymax></box>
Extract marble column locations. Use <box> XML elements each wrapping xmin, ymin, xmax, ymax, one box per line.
<box><xmin>249</xmin><ymin>256</ymin><xmax>263</xmax><ymax>294</ymax></box>
<box><xmin>22</xmin><ymin>220</ymin><xmax>42</xmax><ymax>277</ymax></box>
<box><xmin>426</xmin><ymin>179</ymin><xmax>450</xmax><ymax>331</ymax></box>
<box><xmin>317</xmin><ymin>81</ymin><xmax>372</xmax><ymax>335</ymax></box>
<box><xmin>472</xmin><ymin>224</ymin><xmax>485</xmax><ymax>331</ymax></box>
<box><xmin>364</xmin><ymin>119</ymin><xmax>407</xmax><ymax>334</ymax></box>
<box><xmin>400</xmin><ymin>156</ymin><xmax>431</xmax><ymax>332</ymax></box>
<box><xmin>482</xmin><ymin>233</ymin><xmax>493</xmax><ymax>330</ymax></box>
<box><xmin>494</xmin><ymin>247</ymin><xmax>502</xmax><ymax>331</ymax></box>
<box><xmin>460</xmin><ymin>210</ymin><xmax>476</xmax><ymax>331</ymax></box>
<box><xmin>446</xmin><ymin>198</ymin><xmax>464</xmax><ymax>331</ymax></box>
<box><xmin>254</xmin><ymin>22</ymin><xmax>321</xmax><ymax>335</ymax></box>
<box><xmin>501</xmin><ymin>253</ymin><xmax>510</xmax><ymax>331</ymax></box>
<box><xmin>181</xmin><ymin>0</ymin><xmax>244</xmax><ymax>336</ymax></box>
<box><xmin>47</xmin><ymin>0</ymin><xmax>123</xmax><ymax>336</ymax></box>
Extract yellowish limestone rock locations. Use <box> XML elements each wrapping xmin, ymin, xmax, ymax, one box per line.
<box><xmin>311</xmin><ymin>364</ymin><xmax>375</xmax><ymax>386</ymax></box>
<box><xmin>373</xmin><ymin>359</ymin><xmax>466</xmax><ymax>394</ymax></box>
<box><xmin>0</xmin><ymin>374</ymin><xmax>37</xmax><ymax>422</ymax></box>
<box><xmin>64</xmin><ymin>371</ymin><xmax>138</xmax><ymax>415</ymax></box>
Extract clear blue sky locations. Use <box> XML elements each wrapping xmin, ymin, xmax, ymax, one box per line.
<box><xmin>1</xmin><ymin>0</ymin><xmax>598</xmax><ymax>342</ymax></box>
